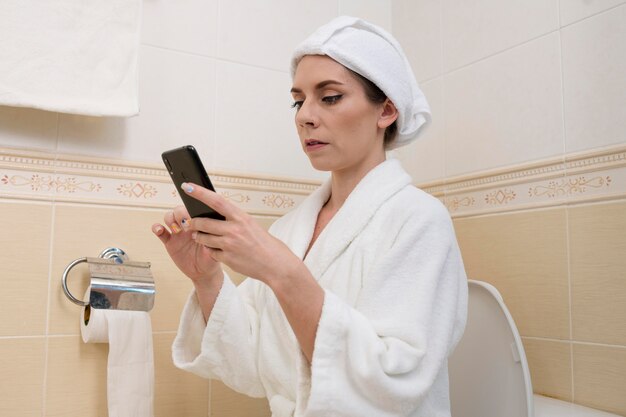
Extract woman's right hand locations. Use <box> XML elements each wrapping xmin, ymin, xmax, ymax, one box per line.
<box><xmin>152</xmin><ymin>205</ymin><xmax>223</xmax><ymax>284</ymax></box>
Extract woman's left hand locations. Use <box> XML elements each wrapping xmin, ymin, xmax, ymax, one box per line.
<box><xmin>180</xmin><ymin>182</ymin><xmax>299</xmax><ymax>285</ymax></box>
<box><xmin>181</xmin><ymin>182</ymin><xmax>325</xmax><ymax>363</ymax></box>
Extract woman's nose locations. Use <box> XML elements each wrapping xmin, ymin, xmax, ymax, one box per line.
<box><xmin>295</xmin><ymin>101</ymin><xmax>318</xmax><ymax>128</ymax></box>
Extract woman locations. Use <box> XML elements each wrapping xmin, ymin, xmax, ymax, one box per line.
<box><xmin>153</xmin><ymin>16</ymin><xmax>467</xmax><ymax>417</ymax></box>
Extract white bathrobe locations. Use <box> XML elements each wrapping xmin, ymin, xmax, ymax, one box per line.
<box><xmin>172</xmin><ymin>158</ymin><xmax>468</xmax><ymax>417</ymax></box>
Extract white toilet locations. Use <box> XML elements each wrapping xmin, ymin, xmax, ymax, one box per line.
<box><xmin>449</xmin><ymin>279</ymin><xmax>534</xmax><ymax>417</ymax></box>
<box><xmin>448</xmin><ymin>279</ymin><xmax>620</xmax><ymax>417</ymax></box>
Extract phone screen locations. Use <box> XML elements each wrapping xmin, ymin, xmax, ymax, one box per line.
<box><xmin>161</xmin><ymin>145</ymin><xmax>225</xmax><ymax>220</ymax></box>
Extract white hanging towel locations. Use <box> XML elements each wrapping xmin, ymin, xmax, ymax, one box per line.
<box><xmin>0</xmin><ymin>0</ymin><xmax>142</xmax><ymax>116</ymax></box>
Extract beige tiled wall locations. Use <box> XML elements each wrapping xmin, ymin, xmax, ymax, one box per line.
<box><xmin>453</xmin><ymin>200</ymin><xmax>626</xmax><ymax>415</ymax></box>
<box><xmin>1</xmin><ymin>202</ymin><xmax>52</xmax><ymax>337</ymax></box>
<box><xmin>522</xmin><ymin>338</ymin><xmax>572</xmax><ymax>401</ymax></box>
<box><xmin>569</xmin><ymin>203</ymin><xmax>626</xmax><ymax>346</ymax></box>
<box><xmin>1</xmin><ymin>0</ymin><xmax>624</xmax><ymax>415</ymax></box>
<box><xmin>573</xmin><ymin>343</ymin><xmax>626</xmax><ymax>415</ymax></box>
<box><xmin>211</xmin><ymin>381</ymin><xmax>271</xmax><ymax>417</ymax></box>
<box><xmin>0</xmin><ymin>337</ymin><xmax>46</xmax><ymax>416</ymax></box>
<box><xmin>392</xmin><ymin>2</ymin><xmax>626</xmax><ymax>413</ymax></box>
<box><xmin>454</xmin><ymin>208</ymin><xmax>570</xmax><ymax>340</ymax></box>
<box><xmin>2</xmin><ymin>0</ymin><xmax>392</xmax><ymax>413</ymax></box>
<box><xmin>0</xmin><ymin>197</ymin><xmax>275</xmax><ymax>416</ymax></box>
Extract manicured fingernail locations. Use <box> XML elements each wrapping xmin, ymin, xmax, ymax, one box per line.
<box><xmin>153</xmin><ymin>225</ymin><xmax>163</xmax><ymax>235</ymax></box>
<box><xmin>171</xmin><ymin>224</ymin><xmax>181</xmax><ymax>234</ymax></box>
<box><xmin>181</xmin><ymin>182</ymin><xmax>194</xmax><ymax>193</ymax></box>
<box><xmin>191</xmin><ymin>232</ymin><xmax>197</xmax><ymax>240</ymax></box>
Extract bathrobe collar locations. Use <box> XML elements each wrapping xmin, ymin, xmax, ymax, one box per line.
<box><xmin>282</xmin><ymin>158</ymin><xmax>412</xmax><ymax>280</ymax></box>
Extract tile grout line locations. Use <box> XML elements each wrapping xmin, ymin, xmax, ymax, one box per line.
<box><xmin>559</xmin><ymin>2</ymin><xmax>626</xmax><ymax>29</ymax></box>
<box><xmin>0</xmin><ymin>335</ymin><xmax>47</xmax><ymax>340</ymax></box>
<box><xmin>210</xmin><ymin>1</ymin><xmax>221</xmax><ymax>173</ymax></box>
<box><xmin>40</xmin><ymin>330</ymin><xmax>179</xmax><ymax>338</ymax></box>
<box><xmin>556</xmin><ymin>0</ymin><xmax>577</xmax><ymax>400</ymax></box>
<box><xmin>565</xmin><ymin>207</ymin><xmax>575</xmax><ymax>401</ymax></box>
<box><xmin>41</xmin><ymin>111</ymin><xmax>61</xmax><ymax>416</ymax></box>
<box><xmin>522</xmin><ymin>335</ymin><xmax>626</xmax><ymax>350</ymax></box>
<box><xmin>41</xmin><ymin>113</ymin><xmax>61</xmax><ymax>416</ymax></box>
<box><xmin>141</xmin><ymin>42</ymin><xmax>289</xmax><ymax>76</ymax></box>
<box><xmin>442</xmin><ymin>28</ymin><xmax>559</xmax><ymax>77</ymax></box>
<box><xmin>41</xmin><ymin>201</ymin><xmax>57</xmax><ymax>416</ymax></box>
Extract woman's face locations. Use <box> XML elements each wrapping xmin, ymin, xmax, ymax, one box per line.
<box><xmin>291</xmin><ymin>55</ymin><xmax>392</xmax><ymax>175</ymax></box>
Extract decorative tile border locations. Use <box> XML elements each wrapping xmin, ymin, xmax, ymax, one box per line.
<box><xmin>0</xmin><ymin>147</ymin><xmax>320</xmax><ymax>217</ymax></box>
<box><xmin>420</xmin><ymin>145</ymin><xmax>626</xmax><ymax>218</ymax></box>
<box><xmin>1</xmin><ymin>145</ymin><xmax>625</xmax><ymax>218</ymax></box>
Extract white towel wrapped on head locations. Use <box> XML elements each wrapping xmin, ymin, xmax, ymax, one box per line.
<box><xmin>0</xmin><ymin>0</ymin><xmax>142</xmax><ymax>116</ymax></box>
<box><xmin>291</xmin><ymin>16</ymin><xmax>431</xmax><ymax>149</ymax></box>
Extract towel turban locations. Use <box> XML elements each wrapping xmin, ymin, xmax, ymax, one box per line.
<box><xmin>291</xmin><ymin>16</ymin><xmax>431</xmax><ymax>149</ymax></box>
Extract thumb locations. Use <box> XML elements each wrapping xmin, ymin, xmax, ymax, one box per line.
<box><xmin>152</xmin><ymin>223</ymin><xmax>171</xmax><ymax>244</ymax></box>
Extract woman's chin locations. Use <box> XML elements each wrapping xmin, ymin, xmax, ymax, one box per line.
<box><xmin>304</xmin><ymin>154</ymin><xmax>329</xmax><ymax>171</ymax></box>
<box><xmin>308</xmin><ymin>160</ymin><xmax>335</xmax><ymax>172</ymax></box>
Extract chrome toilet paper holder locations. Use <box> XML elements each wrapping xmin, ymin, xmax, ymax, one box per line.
<box><xmin>62</xmin><ymin>247</ymin><xmax>155</xmax><ymax>312</ymax></box>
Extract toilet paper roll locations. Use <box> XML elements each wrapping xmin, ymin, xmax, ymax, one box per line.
<box><xmin>81</xmin><ymin>290</ymin><xmax>154</xmax><ymax>417</ymax></box>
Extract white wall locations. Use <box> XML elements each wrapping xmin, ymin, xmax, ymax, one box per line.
<box><xmin>0</xmin><ymin>0</ymin><xmax>391</xmax><ymax>182</ymax></box>
<box><xmin>3</xmin><ymin>1</ymin><xmax>624</xmax><ymax>186</ymax></box>
<box><xmin>392</xmin><ymin>0</ymin><xmax>626</xmax><ymax>183</ymax></box>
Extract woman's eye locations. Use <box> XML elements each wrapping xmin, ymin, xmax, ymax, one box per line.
<box><xmin>291</xmin><ymin>100</ymin><xmax>303</xmax><ymax>110</ymax></box>
<box><xmin>322</xmin><ymin>94</ymin><xmax>342</xmax><ymax>105</ymax></box>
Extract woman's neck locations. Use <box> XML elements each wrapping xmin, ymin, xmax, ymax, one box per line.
<box><xmin>326</xmin><ymin>155</ymin><xmax>386</xmax><ymax>212</ymax></box>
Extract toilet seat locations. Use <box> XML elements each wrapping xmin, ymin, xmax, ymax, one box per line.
<box><xmin>448</xmin><ymin>279</ymin><xmax>534</xmax><ymax>417</ymax></box>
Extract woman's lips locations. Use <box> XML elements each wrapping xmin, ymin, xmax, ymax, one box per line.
<box><xmin>305</xmin><ymin>139</ymin><xmax>328</xmax><ymax>151</ymax></box>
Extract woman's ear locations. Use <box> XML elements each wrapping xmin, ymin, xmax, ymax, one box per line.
<box><xmin>378</xmin><ymin>99</ymin><xmax>398</xmax><ymax>129</ymax></box>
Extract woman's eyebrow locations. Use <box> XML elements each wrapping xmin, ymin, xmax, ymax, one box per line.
<box><xmin>290</xmin><ymin>79</ymin><xmax>345</xmax><ymax>94</ymax></box>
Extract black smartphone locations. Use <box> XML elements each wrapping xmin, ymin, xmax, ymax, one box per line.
<box><xmin>161</xmin><ymin>145</ymin><xmax>225</xmax><ymax>220</ymax></box>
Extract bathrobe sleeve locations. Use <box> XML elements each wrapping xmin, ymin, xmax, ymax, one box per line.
<box><xmin>298</xmin><ymin>203</ymin><xmax>468</xmax><ymax>416</ymax></box>
<box><xmin>171</xmin><ymin>274</ymin><xmax>266</xmax><ymax>398</ymax></box>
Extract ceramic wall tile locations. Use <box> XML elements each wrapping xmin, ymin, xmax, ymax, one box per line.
<box><xmin>562</xmin><ymin>5</ymin><xmax>626</xmax><ymax>153</ymax></box>
<box><xmin>393</xmin><ymin>78</ymin><xmax>445</xmax><ymax>183</ymax></box>
<box><xmin>213</xmin><ymin>60</ymin><xmax>326</xmax><ymax>181</ymax></box>
<box><xmin>0</xmin><ymin>201</ymin><xmax>52</xmax><ymax>336</ymax></box>
<box><xmin>522</xmin><ymin>338</ymin><xmax>572</xmax><ymax>401</ymax></box>
<box><xmin>45</xmin><ymin>334</ymin><xmax>209</xmax><ymax>417</ymax></box>
<box><xmin>392</xmin><ymin>0</ymin><xmax>442</xmax><ymax>82</ymax></box>
<box><xmin>217</xmin><ymin>1</ymin><xmax>337</xmax><ymax>72</ymax></box>
<box><xmin>210</xmin><ymin>380</ymin><xmax>271</xmax><ymax>417</ymax></box>
<box><xmin>444</xmin><ymin>33</ymin><xmax>564</xmax><ymax>177</ymax></box>
<box><xmin>142</xmin><ymin>0</ymin><xmax>218</xmax><ymax>57</ymax></box>
<box><xmin>153</xmin><ymin>333</ymin><xmax>209</xmax><ymax>417</ymax></box>
<box><xmin>340</xmin><ymin>0</ymin><xmax>392</xmax><ymax>31</ymax></box>
<box><xmin>49</xmin><ymin>204</ymin><xmax>194</xmax><ymax>335</ymax></box>
<box><xmin>45</xmin><ymin>336</ymin><xmax>108</xmax><ymax>417</ymax></box>
<box><xmin>453</xmin><ymin>208</ymin><xmax>570</xmax><ymax>339</ymax></box>
<box><xmin>441</xmin><ymin>0</ymin><xmax>558</xmax><ymax>71</ymax></box>
<box><xmin>0</xmin><ymin>337</ymin><xmax>45</xmax><ymax>417</ymax></box>
<box><xmin>573</xmin><ymin>343</ymin><xmax>626</xmax><ymax>415</ymax></box>
<box><xmin>560</xmin><ymin>0</ymin><xmax>626</xmax><ymax>26</ymax></box>
<box><xmin>58</xmin><ymin>46</ymin><xmax>216</xmax><ymax>164</ymax></box>
<box><xmin>0</xmin><ymin>106</ymin><xmax>58</xmax><ymax>151</ymax></box>
<box><xmin>569</xmin><ymin>201</ymin><xmax>626</xmax><ymax>346</ymax></box>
